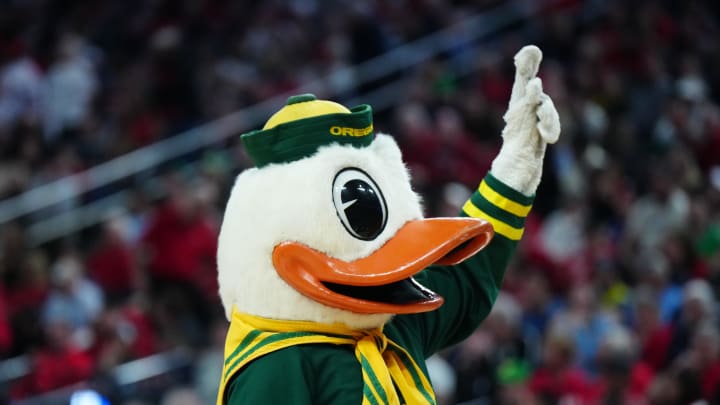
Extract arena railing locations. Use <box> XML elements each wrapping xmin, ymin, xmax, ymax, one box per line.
<box><xmin>3</xmin><ymin>349</ymin><xmax>193</xmax><ymax>404</ymax></box>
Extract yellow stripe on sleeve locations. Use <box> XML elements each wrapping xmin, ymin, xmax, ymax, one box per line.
<box><xmin>462</xmin><ymin>200</ymin><xmax>524</xmax><ymax>241</ymax></box>
<box><xmin>478</xmin><ymin>180</ymin><xmax>532</xmax><ymax>217</ymax></box>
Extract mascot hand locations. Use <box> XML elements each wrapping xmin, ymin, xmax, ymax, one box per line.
<box><xmin>490</xmin><ymin>45</ymin><xmax>560</xmax><ymax>196</ymax></box>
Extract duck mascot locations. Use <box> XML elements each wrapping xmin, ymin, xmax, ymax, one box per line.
<box><xmin>215</xmin><ymin>45</ymin><xmax>560</xmax><ymax>404</ymax></box>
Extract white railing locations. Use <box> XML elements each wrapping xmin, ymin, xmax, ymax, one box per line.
<box><xmin>5</xmin><ymin>349</ymin><xmax>193</xmax><ymax>405</ymax></box>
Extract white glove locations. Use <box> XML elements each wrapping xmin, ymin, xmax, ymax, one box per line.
<box><xmin>490</xmin><ymin>45</ymin><xmax>561</xmax><ymax>196</ymax></box>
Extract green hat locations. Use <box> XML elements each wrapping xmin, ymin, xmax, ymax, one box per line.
<box><xmin>241</xmin><ymin>94</ymin><xmax>375</xmax><ymax>167</ymax></box>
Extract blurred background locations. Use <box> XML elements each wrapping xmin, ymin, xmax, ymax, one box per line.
<box><xmin>0</xmin><ymin>0</ymin><xmax>719</xmax><ymax>404</ymax></box>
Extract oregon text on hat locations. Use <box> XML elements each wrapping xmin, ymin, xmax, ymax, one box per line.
<box><xmin>241</xmin><ymin>94</ymin><xmax>375</xmax><ymax>167</ymax></box>
<box><xmin>329</xmin><ymin>124</ymin><xmax>373</xmax><ymax>137</ymax></box>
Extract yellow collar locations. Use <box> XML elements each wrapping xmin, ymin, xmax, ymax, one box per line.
<box><xmin>217</xmin><ymin>311</ymin><xmax>436</xmax><ymax>405</ymax></box>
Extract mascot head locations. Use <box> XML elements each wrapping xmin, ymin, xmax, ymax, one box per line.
<box><xmin>217</xmin><ymin>94</ymin><xmax>493</xmax><ymax>329</ymax></box>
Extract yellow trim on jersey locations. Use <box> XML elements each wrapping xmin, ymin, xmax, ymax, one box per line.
<box><xmin>478</xmin><ymin>180</ymin><xmax>532</xmax><ymax>217</ymax></box>
<box><xmin>462</xmin><ymin>200</ymin><xmax>524</xmax><ymax>241</ymax></box>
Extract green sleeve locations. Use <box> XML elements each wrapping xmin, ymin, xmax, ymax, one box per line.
<box><xmin>391</xmin><ymin>173</ymin><xmax>534</xmax><ymax>357</ymax></box>
<box><xmin>226</xmin><ymin>347</ymin><xmax>315</xmax><ymax>405</ymax></box>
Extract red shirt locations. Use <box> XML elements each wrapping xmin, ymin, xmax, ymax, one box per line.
<box><xmin>0</xmin><ymin>288</ymin><xmax>12</xmax><ymax>354</ymax></box>
<box><xmin>5</xmin><ymin>283</ymin><xmax>48</xmax><ymax>317</ymax></box>
<box><xmin>87</xmin><ymin>241</ymin><xmax>135</xmax><ymax>295</ymax></box>
<box><xmin>530</xmin><ymin>367</ymin><xmax>594</xmax><ymax>402</ymax></box>
<box><xmin>123</xmin><ymin>304</ymin><xmax>157</xmax><ymax>358</ymax></box>
<box><xmin>12</xmin><ymin>347</ymin><xmax>93</xmax><ymax>398</ymax></box>
<box><xmin>702</xmin><ymin>360</ymin><xmax>720</xmax><ymax>400</ymax></box>
<box><xmin>585</xmin><ymin>363</ymin><xmax>654</xmax><ymax>404</ymax></box>
<box><xmin>640</xmin><ymin>325</ymin><xmax>672</xmax><ymax>370</ymax></box>
<box><xmin>88</xmin><ymin>304</ymin><xmax>157</xmax><ymax>366</ymax></box>
<box><xmin>142</xmin><ymin>203</ymin><xmax>218</xmax><ymax>295</ymax></box>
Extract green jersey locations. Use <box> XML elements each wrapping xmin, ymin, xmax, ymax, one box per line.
<box><xmin>221</xmin><ymin>173</ymin><xmax>532</xmax><ymax>404</ymax></box>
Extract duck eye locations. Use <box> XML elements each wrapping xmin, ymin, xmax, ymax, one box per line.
<box><xmin>332</xmin><ymin>168</ymin><xmax>388</xmax><ymax>241</ymax></box>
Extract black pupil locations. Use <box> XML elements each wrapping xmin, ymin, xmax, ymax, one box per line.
<box><xmin>341</xmin><ymin>179</ymin><xmax>384</xmax><ymax>239</ymax></box>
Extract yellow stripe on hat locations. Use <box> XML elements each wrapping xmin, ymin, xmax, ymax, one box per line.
<box><xmin>478</xmin><ymin>180</ymin><xmax>532</xmax><ymax>217</ymax></box>
<box><xmin>462</xmin><ymin>200</ymin><xmax>524</xmax><ymax>241</ymax></box>
<box><xmin>263</xmin><ymin>95</ymin><xmax>351</xmax><ymax>130</ymax></box>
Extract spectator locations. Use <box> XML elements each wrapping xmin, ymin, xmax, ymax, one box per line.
<box><xmin>453</xmin><ymin>293</ymin><xmax>532</xmax><ymax>403</ymax></box>
<box><xmin>666</xmin><ymin>279</ymin><xmax>717</xmax><ymax>366</ymax></box>
<box><xmin>528</xmin><ymin>328</ymin><xmax>593</xmax><ymax>404</ymax></box>
<box><xmin>5</xmin><ymin>249</ymin><xmax>49</xmax><ymax>356</ymax></box>
<box><xmin>42</xmin><ymin>254</ymin><xmax>104</xmax><ymax>331</ymax></box>
<box><xmin>534</xmin><ymin>198</ymin><xmax>589</xmax><ymax>290</ymax></box>
<box><xmin>41</xmin><ymin>34</ymin><xmax>98</xmax><ymax>143</ymax></box>
<box><xmin>89</xmin><ymin>299</ymin><xmax>158</xmax><ymax>373</ymax></box>
<box><xmin>624</xmin><ymin>168</ymin><xmax>690</xmax><ymax>251</ymax></box>
<box><xmin>633</xmin><ymin>249</ymin><xmax>683</xmax><ymax>325</ymax></box>
<box><xmin>515</xmin><ymin>269</ymin><xmax>561</xmax><ymax>338</ymax></box>
<box><xmin>589</xmin><ymin>328</ymin><xmax>654</xmax><ymax>404</ymax></box>
<box><xmin>678</xmin><ymin>322</ymin><xmax>720</xmax><ymax>402</ymax></box>
<box><xmin>632</xmin><ymin>286</ymin><xmax>673</xmax><ymax>371</ymax></box>
<box><xmin>11</xmin><ymin>320</ymin><xmax>93</xmax><ymax>398</ymax></box>
<box><xmin>86</xmin><ymin>219</ymin><xmax>138</xmax><ymax>303</ymax></box>
<box><xmin>141</xmin><ymin>177</ymin><xmax>218</xmax><ymax>300</ymax></box>
<box><xmin>140</xmin><ymin>175</ymin><xmax>219</xmax><ymax>347</ymax></box>
<box><xmin>548</xmin><ymin>284</ymin><xmax>621</xmax><ymax>375</ymax></box>
<box><xmin>0</xmin><ymin>38</ymin><xmax>42</xmax><ymax>133</ymax></box>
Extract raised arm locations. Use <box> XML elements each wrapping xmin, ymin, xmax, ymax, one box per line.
<box><xmin>392</xmin><ymin>45</ymin><xmax>561</xmax><ymax>356</ymax></box>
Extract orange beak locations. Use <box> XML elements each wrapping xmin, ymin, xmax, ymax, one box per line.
<box><xmin>272</xmin><ymin>218</ymin><xmax>494</xmax><ymax>314</ymax></box>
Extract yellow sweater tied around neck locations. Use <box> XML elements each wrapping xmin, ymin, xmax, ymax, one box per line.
<box><xmin>217</xmin><ymin>311</ymin><xmax>437</xmax><ymax>405</ymax></box>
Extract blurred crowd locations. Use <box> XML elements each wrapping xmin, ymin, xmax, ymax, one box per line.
<box><xmin>1</xmin><ymin>0</ymin><xmax>720</xmax><ymax>404</ymax></box>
